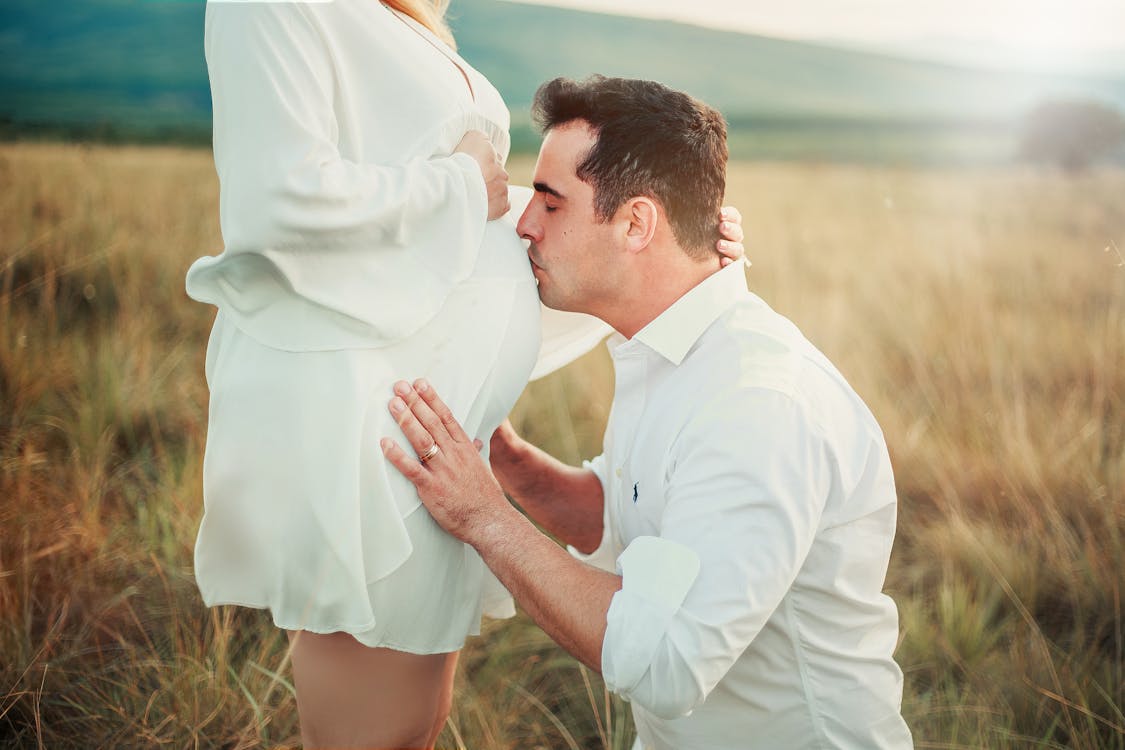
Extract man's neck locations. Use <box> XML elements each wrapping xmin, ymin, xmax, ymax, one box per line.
<box><xmin>607</xmin><ymin>252</ymin><xmax>721</xmax><ymax>339</ymax></box>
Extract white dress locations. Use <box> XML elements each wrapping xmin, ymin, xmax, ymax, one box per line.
<box><xmin>186</xmin><ymin>0</ymin><xmax>608</xmax><ymax>652</ymax></box>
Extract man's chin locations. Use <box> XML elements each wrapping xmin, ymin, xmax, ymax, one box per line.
<box><xmin>530</xmin><ymin>267</ymin><xmax>579</xmax><ymax>312</ymax></box>
<box><xmin>530</xmin><ymin>263</ymin><xmax>552</xmax><ymax>297</ymax></box>
<box><xmin>536</xmin><ymin>286</ymin><xmax>577</xmax><ymax>313</ymax></box>
<box><xmin>533</xmin><ymin>279</ymin><xmax>559</xmax><ymax>308</ymax></box>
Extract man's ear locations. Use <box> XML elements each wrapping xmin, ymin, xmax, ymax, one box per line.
<box><xmin>622</xmin><ymin>197</ymin><xmax>659</xmax><ymax>255</ymax></box>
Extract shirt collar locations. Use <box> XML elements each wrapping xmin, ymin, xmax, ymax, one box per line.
<box><xmin>612</xmin><ymin>259</ymin><xmax>750</xmax><ymax>365</ymax></box>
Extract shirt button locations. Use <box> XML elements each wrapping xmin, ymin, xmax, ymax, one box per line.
<box><xmin>615</xmin><ymin>467</ymin><xmax>623</xmax><ymax>478</ymax></box>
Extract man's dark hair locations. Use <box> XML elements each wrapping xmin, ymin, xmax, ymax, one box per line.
<box><xmin>531</xmin><ymin>75</ymin><xmax>728</xmax><ymax>259</ymax></box>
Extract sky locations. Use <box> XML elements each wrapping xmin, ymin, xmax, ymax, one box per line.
<box><xmin>502</xmin><ymin>0</ymin><xmax>1125</xmax><ymax>74</ymax></box>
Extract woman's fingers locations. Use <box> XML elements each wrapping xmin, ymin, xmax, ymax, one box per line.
<box><xmin>412</xmin><ymin>379</ymin><xmax>472</xmax><ymax>444</ymax></box>
<box><xmin>716</xmin><ymin>206</ymin><xmax>746</xmax><ymax>263</ymax></box>
<box><xmin>719</xmin><ymin>220</ymin><xmax>744</xmax><ymax>244</ymax></box>
<box><xmin>455</xmin><ymin>130</ymin><xmax>510</xmax><ymax>220</ymax></box>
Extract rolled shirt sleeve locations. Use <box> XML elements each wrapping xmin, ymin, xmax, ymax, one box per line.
<box><xmin>186</xmin><ymin>2</ymin><xmax>491</xmax><ymax>349</ymax></box>
<box><xmin>600</xmin><ymin>390</ymin><xmax>830</xmax><ymax>720</ymax></box>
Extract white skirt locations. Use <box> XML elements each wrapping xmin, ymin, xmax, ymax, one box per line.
<box><xmin>194</xmin><ymin>225</ymin><xmax>545</xmax><ymax>653</ymax></box>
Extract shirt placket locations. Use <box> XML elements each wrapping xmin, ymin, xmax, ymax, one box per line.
<box><xmin>608</xmin><ymin>349</ymin><xmax>647</xmax><ymax>538</ymax></box>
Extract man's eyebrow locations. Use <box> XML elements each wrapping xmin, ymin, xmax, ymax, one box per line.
<box><xmin>533</xmin><ymin>181</ymin><xmax>565</xmax><ymax>199</ymax></box>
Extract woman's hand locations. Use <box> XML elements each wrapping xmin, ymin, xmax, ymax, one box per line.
<box><xmin>717</xmin><ymin>206</ymin><xmax>747</xmax><ymax>267</ymax></box>
<box><xmin>381</xmin><ymin>379</ymin><xmax>509</xmax><ymax>544</ymax></box>
<box><xmin>456</xmin><ymin>130</ymin><xmax>511</xmax><ymax>221</ymax></box>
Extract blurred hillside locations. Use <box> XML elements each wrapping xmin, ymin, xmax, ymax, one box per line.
<box><xmin>2</xmin><ymin>0</ymin><xmax>1124</xmax><ymax>162</ymax></box>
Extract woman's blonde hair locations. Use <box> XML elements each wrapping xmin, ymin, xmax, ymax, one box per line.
<box><xmin>383</xmin><ymin>0</ymin><xmax>456</xmax><ymax>48</ymax></box>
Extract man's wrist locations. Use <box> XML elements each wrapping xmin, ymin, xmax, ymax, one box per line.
<box><xmin>464</xmin><ymin>497</ymin><xmax>528</xmax><ymax>553</ymax></box>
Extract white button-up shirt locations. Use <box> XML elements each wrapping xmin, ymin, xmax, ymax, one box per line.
<box><xmin>573</xmin><ymin>261</ymin><xmax>913</xmax><ymax>749</ymax></box>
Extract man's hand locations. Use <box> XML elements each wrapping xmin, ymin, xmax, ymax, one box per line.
<box><xmin>487</xmin><ymin>419</ymin><xmax>607</xmax><ymax>554</ymax></box>
<box><xmin>455</xmin><ymin>130</ymin><xmax>510</xmax><ymax>220</ymax></box>
<box><xmin>717</xmin><ymin>206</ymin><xmax>746</xmax><ymax>267</ymax></box>
<box><xmin>488</xmin><ymin>419</ymin><xmax>527</xmax><ymax>495</ymax></box>
<box><xmin>381</xmin><ymin>380</ymin><xmax>620</xmax><ymax>675</ymax></box>
<box><xmin>380</xmin><ymin>379</ymin><xmax>511</xmax><ymax>544</ymax></box>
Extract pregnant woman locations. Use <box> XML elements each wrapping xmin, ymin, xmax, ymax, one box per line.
<box><xmin>185</xmin><ymin>1</ymin><xmax>744</xmax><ymax>747</ymax></box>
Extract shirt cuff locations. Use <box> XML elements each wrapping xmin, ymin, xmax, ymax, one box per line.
<box><xmin>601</xmin><ymin>536</ymin><xmax>701</xmax><ymax>699</ymax></box>
<box><xmin>567</xmin><ymin>455</ymin><xmax>620</xmax><ymax>572</ymax></box>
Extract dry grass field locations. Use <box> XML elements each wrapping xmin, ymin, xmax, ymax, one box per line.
<box><xmin>1</xmin><ymin>142</ymin><xmax>1123</xmax><ymax>748</ymax></box>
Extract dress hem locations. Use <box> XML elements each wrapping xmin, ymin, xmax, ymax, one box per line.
<box><xmin>199</xmin><ymin>596</ymin><xmax>487</xmax><ymax>655</ymax></box>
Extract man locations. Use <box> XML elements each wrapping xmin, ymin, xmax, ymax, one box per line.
<box><xmin>381</xmin><ymin>76</ymin><xmax>913</xmax><ymax>749</ymax></box>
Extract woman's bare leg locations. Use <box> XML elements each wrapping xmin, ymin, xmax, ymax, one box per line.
<box><xmin>427</xmin><ymin>649</ymin><xmax>459</xmax><ymax>747</ymax></box>
<box><xmin>286</xmin><ymin>630</ymin><xmax>460</xmax><ymax>749</ymax></box>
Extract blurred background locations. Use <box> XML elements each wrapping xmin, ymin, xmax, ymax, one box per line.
<box><xmin>3</xmin><ymin>0</ymin><xmax>1125</xmax><ymax>166</ymax></box>
<box><xmin>1</xmin><ymin>1</ymin><xmax>1123</xmax><ymax>748</ymax></box>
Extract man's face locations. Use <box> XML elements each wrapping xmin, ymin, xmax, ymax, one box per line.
<box><xmin>516</xmin><ymin>121</ymin><xmax>620</xmax><ymax>314</ymax></box>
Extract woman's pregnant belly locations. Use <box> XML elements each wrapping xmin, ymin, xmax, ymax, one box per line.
<box><xmin>456</xmin><ymin>215</ymin><xmax>541</xmax><ymax>438</ymax></box>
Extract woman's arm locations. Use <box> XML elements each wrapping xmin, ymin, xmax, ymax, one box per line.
<box><xmin>205</xmin><ymin>2</ymin><xmax>498</xmax><ymax>252</ymax></box>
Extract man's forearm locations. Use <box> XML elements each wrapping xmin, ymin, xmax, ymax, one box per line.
<box><xmin>491</xmin><ymin>431</ymin><xmax>605</xmax><ymax>553</ymax></box>
<box><xmin>470</xmin><ymin>506</ymin><xmax>620</xmax><ymax>672</ymax></box>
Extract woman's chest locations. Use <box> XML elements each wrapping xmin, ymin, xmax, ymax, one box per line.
<box><xmin>316</xmin><ymin>1</ymin><xmax>510</xmax><ymax>164</ymax></box>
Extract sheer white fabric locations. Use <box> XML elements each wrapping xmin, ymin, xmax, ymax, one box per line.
<box><xmin>188</xmin><ymin>0</ymin><xmax>605</xmax><ymax>651</ymax></box>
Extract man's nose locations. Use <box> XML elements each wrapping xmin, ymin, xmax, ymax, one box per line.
<box><xmin>516</xmin><ymin>201</ymin><xmax>539</xmax><ymax>242</ymax></box>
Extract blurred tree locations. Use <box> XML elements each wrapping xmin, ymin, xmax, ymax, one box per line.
<box><xmin>1020</xmin><ymin>99</ymin><xmax>1125</xmax><ymax>171</ymax></box>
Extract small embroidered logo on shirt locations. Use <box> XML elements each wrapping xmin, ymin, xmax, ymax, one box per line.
<box><xmin>632</xmin><ymin>482</ymin><xmax>639</xmax><ymax>504</ymax></box>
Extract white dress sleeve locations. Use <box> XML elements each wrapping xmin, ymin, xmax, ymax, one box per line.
<box><xmin>530</xmin><ymin>305</ymin><xmax>613</xmax><ymax>380</ymax></box>
<box><xmin>186</xmin><ymin>1</ymin><xmax>490</xmax><ymax>351</ymax></box>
